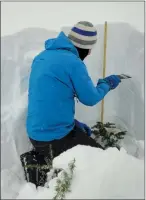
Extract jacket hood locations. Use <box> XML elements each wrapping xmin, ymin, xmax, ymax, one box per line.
<box><xmin>45</xmin><ymin>32</ymin><xmax>79</xmax><ymax>57</ymax></box>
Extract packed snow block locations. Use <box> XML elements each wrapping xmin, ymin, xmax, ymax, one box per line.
<box><xmin>17</xmin><ymin>182</ymin><xmax>37</xmax><ymax>199</ymax></box>
<box><xmin>103</xmin><ymin>24</ymin><xmax>144</xmax><ymax>140</ymax></box>
<box><xmin>1</xmin><ymin>167</ymin><xmax>24</xmax><ymax>199</ymax></box>
<box><xmin>17</xmin><ymin>145</ymin><xmax>144</xmax><ymax>199</ymax></box>
<box><xmin>11</xmin><ymin>107</ymin><xmax>32</xmax><ymax>156</ymax></box>
<box><xmin>52</xmin><ymin>146</ymin><xmax>144</xmax><ymax>199</ymax></box>
<box><xmin>1</xmin><ymin>96</ymin><xmax>32</xmax><ymax>171</ymax></box>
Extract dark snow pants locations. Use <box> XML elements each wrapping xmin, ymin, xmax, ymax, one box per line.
<box><xmin>30</xmin><ymin>125</ymin><xmax>104</xmax><ymax>159</ymax></box>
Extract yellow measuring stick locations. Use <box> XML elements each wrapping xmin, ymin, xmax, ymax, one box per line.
<box><xmin>101</xmin><ymin>21</ymin><xmax>108</xmax><ymax>123</ymax></box>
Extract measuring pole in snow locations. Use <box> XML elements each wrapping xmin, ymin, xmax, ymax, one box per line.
<box><xmin>101</xmin><ymin>21</ymin><xmax>108</xmax><ymax>123</ymax></box>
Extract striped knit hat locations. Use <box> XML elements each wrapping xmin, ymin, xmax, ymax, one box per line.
<box><xmin>68</xmin><ymin>21</ymin><xmax>97</xmax><ymax>49</ymax></box>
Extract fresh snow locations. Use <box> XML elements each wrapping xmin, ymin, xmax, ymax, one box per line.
<box><xmin>17</xmin><ymin>146</ymin><xmax>144</xmax><ymax>199</ymax></box>
<box><xmin>1</xmin><ymin>23</ymin><xmax>144</xmax><ymax>199</ymax></box>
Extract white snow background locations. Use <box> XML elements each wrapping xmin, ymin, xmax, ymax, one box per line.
<box><xmin>1</xmin><ymin>23</ymin><xmax>144</xmax><ymax>199</ymax></box>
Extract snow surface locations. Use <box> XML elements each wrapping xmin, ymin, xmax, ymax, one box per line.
<box><xmin>17</xmin><ymin>146</ymin><xmax>144</xmax><ymax>199</ymax></box>
<box><xmin>1</xmin><ymin>23</ymin><xmax>144</xmax><ymax>199</ymax></box>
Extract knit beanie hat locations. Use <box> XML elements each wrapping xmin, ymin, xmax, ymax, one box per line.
<box><xmin>68</xmin><ymin>21</ymin><xmax>97</xmax><ymax>49</ymax></box>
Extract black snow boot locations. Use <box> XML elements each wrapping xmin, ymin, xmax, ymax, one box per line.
<box><xmin>20</xmin><ymin>150</ymin><xmax>51</xmax><ymax>187</ymax></box>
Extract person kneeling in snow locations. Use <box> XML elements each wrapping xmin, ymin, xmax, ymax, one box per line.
<box><xmin>25</xmin><ymin>21</ymin><xmax>121</xmax><ymax>186</ymax></box>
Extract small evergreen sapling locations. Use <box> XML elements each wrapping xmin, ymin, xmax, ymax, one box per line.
<box><xmin>53</xmin><ymin>158</ymin><xmax>76</xmax><ymax>200</ymax></box>
<box><xmin>92</xmin><ymin>122</ymin><xmax>126</xmax><ymax>149</ymax></box>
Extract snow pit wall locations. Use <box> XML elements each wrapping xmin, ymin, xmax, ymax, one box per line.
<box><xmin>62</xmin><ymin>23</ymin><xmax>144</xmax><ymax>140</ymax></box>
<box><xmin>1</xmin><ymin>23</ymin><xmax>144</xmax><ymax>172</ymax></box>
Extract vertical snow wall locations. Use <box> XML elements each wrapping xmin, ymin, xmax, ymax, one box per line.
<box><xmin>1</xmin><ymin>23</ymin><xmax>144</xmax><ymax>171</ymax></box>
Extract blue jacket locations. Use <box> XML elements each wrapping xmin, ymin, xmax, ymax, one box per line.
<box><xmin>26</xmin><ymin>32</ymin><xmax>110</xmax><ymax>141</ymax></box>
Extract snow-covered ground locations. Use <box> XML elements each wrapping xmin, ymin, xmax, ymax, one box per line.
<box><xmin>5</xmin><ymin>146</ymin><xmax>144</xmax><ymax>199</ymax></box>
<box><xmin>1</xmin><ymin>23</ymin><xmax>144</xmax><ymax>199</ymax></box>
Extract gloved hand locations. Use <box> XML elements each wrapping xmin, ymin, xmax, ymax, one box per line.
<box><xmin>75</xmin><ymin>119</ymin><xmax>92</xmax><ymax>136</ymax></box>
<box><xmin>98</xmin><ymin>75</ymin><xmax>121</xmax><ymax>90</ymax></box>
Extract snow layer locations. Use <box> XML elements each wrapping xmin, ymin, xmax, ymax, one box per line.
<box><xmin>17</xmin><ymin>146</ymin><xmax>144</xmax><ymax>199</ymax></box>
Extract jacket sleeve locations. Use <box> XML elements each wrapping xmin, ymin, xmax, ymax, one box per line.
<box><xmin>69</xmin><ymin>58</ymin><xmax>110</xmax><ymax>106</ymax></box>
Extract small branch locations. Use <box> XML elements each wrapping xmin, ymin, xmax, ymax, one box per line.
<box><xmin>53</xmin><ymin>159</ymin><xmax>76</xmax><ymax>200</ymax></box>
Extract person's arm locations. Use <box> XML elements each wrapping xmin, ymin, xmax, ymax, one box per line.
<box><xmin>69</xmin><ymin>59</ymin><xmax>110</xmax><ymax>106</ymax></box>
